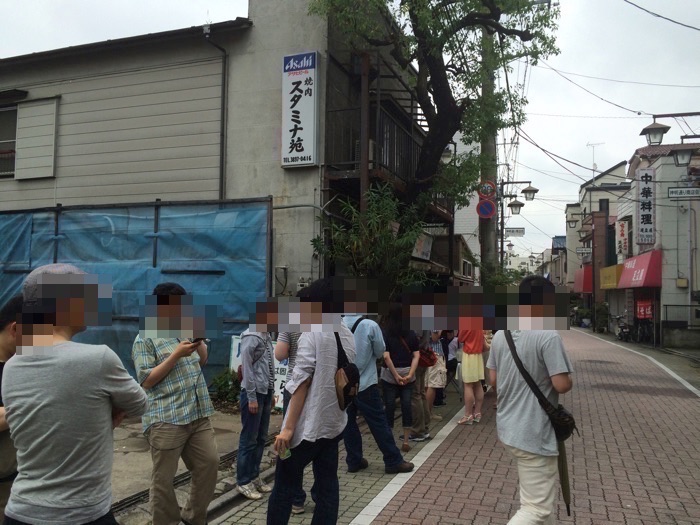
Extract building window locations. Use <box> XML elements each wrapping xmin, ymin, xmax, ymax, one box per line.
<box><xmin>599</xmin><ymin>199</ymin><xmax>609</xmax><ymax>213</ymax></box>
<box><xmin>462</xmin><ymin>260</ymin><xmax>473</xmax><ymax>277</ymax></box>
<box><xmin>0</xmin><ymin>107</ymin><xmax>17</xmax><ymax>177</ymax></box>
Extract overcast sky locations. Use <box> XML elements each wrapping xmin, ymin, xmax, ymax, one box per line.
<box><xmin>2</xmin><ymin>0</ymin><xmax>699</xmax><ymax>255</ymax></box>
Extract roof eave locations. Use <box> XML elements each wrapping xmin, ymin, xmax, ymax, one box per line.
<box><xmin>0</xmin><ymin>18</ymin><xmax>252</xmax><ymax>68</ymax></box>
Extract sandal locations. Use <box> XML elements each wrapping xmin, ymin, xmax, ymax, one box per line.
<box><xmin>458</xmin><ymin>415</ymin><xmax>474</xmax><ymax>425</ymax></box>
<box><xmin>473</xmin><ymin>413</ymin><xmax>482</xmax><ymax>423</ymax></box>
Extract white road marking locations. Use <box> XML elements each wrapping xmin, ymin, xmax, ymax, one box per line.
<box><xmin>349</xmin><ymin>410</ymin><xmax>464</xmax><ymax>525</ymax></box>
<box><xmin>570</xmin><ymin>328</ymin><xmax>700</xmax><ymax>398</ymax></box>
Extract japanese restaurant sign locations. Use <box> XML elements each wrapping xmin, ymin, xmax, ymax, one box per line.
<box><xmin>616</xmin><ymin>220</ymin><xmax>629</xmax><ymax>263</ymax></box>
<box><xmin>636</xmin><ymin>168</ymin><xmax>655</xmax><ymax>245</ymax></box>
<box><xmin>282</xmin><ymin>52</ymin><xmax>318</xmax><ymax>168</ymax></box>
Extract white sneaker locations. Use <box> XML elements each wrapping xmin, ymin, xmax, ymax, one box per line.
<box><xmin>253</xmin><ymin>477</ymin><xmax>273</xmax><ymax>493</ymax></box>
<box><xmin>237</xmin><ymin>483</ymin><xmax>263</xmax><ymax>500</ymax></box>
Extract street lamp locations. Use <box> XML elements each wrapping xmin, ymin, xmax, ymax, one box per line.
<box><xmin>507</xmin><ymin>241</ymin><xmax>514</xmax><ymax>251</ymax></box>
<box><xmin>639</xmin><ymin>122</ymin><xmax>671</xmax><ymax>146</ymax></box>
<box><xmin>508</xmin><ymin>198</ymin><xmax>524</xmax><ymax>215</ymax></box>
<box><xmin>522</xmin><ymin>185</ymin><xmax>539</xmax><ymax>201</ymax></box>
<box><xmin>567</xmin><ymin>212</ymin><xmax>586</xmax><ymax>229</ymax></box>
<box><xmin>498</xmin><ymin>180</ymin><xmax>538</xmax><ymax>268</ymax></box>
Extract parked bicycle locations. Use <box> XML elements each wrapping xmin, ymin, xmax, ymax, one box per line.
<box><xmin>632</xmin><ymin>318</ymin><xmax>654</xmax><ymax>344</ymax></box>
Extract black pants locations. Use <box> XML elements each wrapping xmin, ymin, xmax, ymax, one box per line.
<box><xmin>4</xmin><ymin>511</ymin><xmax>118</xmax><ymax>525</ymax></box>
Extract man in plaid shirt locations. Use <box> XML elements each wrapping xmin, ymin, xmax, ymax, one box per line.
<box><xmin>132</xmin><ymin>283</ymin><xmax>218</xmax><ymax>525</ymax></box>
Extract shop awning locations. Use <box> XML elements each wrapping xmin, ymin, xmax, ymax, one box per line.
<box><xmin>573</xmin><ymin>266</ymin><xmax>592</xmax><ymax>293</ymax></box>
<box><xmin>600</xmin><ymin>264</ymin><xmax>623</xmax><ymax>290</ymax></box>
<box><xmin>618</xmin><ymin>250</ymin><xmax>662</xmax><ymax>288</ymax></box>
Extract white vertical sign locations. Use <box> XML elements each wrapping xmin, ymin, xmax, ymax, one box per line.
<box><xmin>636</xmin><ymin>168</ymin><xmax>655</xmax><ymax>245</ymax></box>
<box><xmin>282</xmin><ymin>52</ymin><xmax>318</xmax><ymax>168</ymax></box>
<box><xmin>616</xmin><ymin>220</ymin><xmax>628</xmax><ymax>263</ymax></box>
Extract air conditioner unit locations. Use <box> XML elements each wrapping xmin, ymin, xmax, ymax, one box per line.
<box><xmin>296</xmin><ymin>280</ymin><xmax>309</xmax><ymax>292</ymax></box>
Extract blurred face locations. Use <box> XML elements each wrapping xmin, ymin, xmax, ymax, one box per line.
<box><xmin>431</xmin><ymin>331</ymin><xmax>441</xmax><ymax>341</ymax></box>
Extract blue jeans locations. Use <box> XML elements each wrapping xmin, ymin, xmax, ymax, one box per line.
<box><xmin>343</xmin><ymin>384</ymin><xmax>404</xmax><ymax>469</ymax></box>
<box><xmin>381</xmin><ymin>380</ymin><xmax>414</xmax><ymax>429</ymax></box>
<box><xmin>237</xmin><ymin>389</ymin><xmax>273</xmax><ymax>486</ymax></box>
<box><xmin>267</xmin><ymin>436</ymin><xmax>341</xmax><ymax>525</ymax></box>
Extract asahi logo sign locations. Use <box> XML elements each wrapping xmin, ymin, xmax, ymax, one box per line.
<box><xmin>282</xmin><ymin>52</ymin><xmax>319</xmax><ymax>168</ymax></box>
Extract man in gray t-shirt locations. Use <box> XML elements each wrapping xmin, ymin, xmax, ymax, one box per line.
<box><xmin>2</xmin><ymin>264</ymin><xmax>148</xmax><ymax>525</ymax></box>
<box><xmin>486</xmin><ymin>276</ymin><xmax>573</xmax><ymax>525</ymax></box>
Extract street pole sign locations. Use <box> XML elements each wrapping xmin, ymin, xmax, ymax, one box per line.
<box><xmin>476</xmin><ymin>199</ymin><xmax>497</xmax><ymax>219</ymax></box>
<box><xmin>477</xmin><ymin>181</ymin><xmax>497</xmax><ymax>200</ymax></box>
<box><xmin>504</xmin><ymin>227</ymin><xmax>525</xmax><ymax>237</ymax></box>
<box><xmin>668</xmin><ymin>187</ymin><xmax>700</xmax><ymax>199</ymax></box>
<box><xmin>576</xmin><ymin>247</ymin><xmax>592</xmax><ymax>256</ymax></box>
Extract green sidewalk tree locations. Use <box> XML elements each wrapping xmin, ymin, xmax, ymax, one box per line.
<box><xmin>309</xmin><ymin>0</ymin><xmax>559</xmax><ymax>209</ymax></box>
<box><xmin>311</xmin><ymin>184</ymin><xmax>430</xmax><ymax>296</ymax></box>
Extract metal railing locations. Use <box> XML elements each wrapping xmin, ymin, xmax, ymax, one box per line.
<box><xmin>325</xmin><ymin>106</ymin><xmax>422</xmax><ymax>184</ymax></box>
<box><xmin>663</xmin><ymin>304</ymin><xmax>700</xmax><ymax>329</ymax></box>
<box><xmin>0</xmin><ymin>140</ymin><xmax>15</xmax><ymax>176</ymax></box>
<box><xmin>376</xmin><ymin>107</ymin><xmax>421</xmax><ymax>184</ymax></box>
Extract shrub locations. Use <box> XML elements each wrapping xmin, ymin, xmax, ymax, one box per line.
<box><xmin>211</xmin><ymin>368</ymin><xmax>241</xmax><ymax>403</ymax></box>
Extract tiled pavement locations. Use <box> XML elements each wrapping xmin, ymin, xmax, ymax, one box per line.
<box><xmin>217</xmin><ymin>329</ymin><xmax>700</xmax><ymax>524</ymax></box>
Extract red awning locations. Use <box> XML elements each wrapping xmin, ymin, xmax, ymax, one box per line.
<box><xmin>618</xmin><ymin>250</ymin><xmax>662</xmax><ymax>288</ymax></box>
<box><xmin>573</xmin><ymin>266</ymin><xmax>592</xmax><ymax>293</ymax></box>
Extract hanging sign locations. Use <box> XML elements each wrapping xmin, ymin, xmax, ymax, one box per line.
<box><xmin>636</xmin><ymin>168</ymin><xmax>655</xmax><ymax>245</ymax></box>
<box><xmin>504</xmin><ymin>227</ymin><xmax>525</xmax><ymax>237</ymax></box>
<box><xmin>616</xmin><ymin>220</ymin><xmax>629</xmax><ymax>263</ymax></box>
<box><xmin>635</xmin><ymin>300</ymin><xmax>653</xmax><ymax>320</ymax></box>
<box><xmin>282</xmin><ymin>52</ymin><xmax>319</xmax><ymax>168</ymax></box>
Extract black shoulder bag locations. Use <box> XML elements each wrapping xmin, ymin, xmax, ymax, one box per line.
<box><xmin>334</xmin><ymin>332</ymin><xmax>359</xmax><ymax>411</ymax></box>
<box><xmin>504</xmin><ymin>330</ymin><xmax>577</xmax><ymax>442</ymax></box>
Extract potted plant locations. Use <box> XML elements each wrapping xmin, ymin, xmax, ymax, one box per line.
<box><xmin>577</xmin><ymin>308</ymin><xmax>592</xmax><ymax>328</ymax></box>
<box><xmin>594</xmin><ymin>303</ymin><xmax>609</xmax><ymax>333</ymax></box>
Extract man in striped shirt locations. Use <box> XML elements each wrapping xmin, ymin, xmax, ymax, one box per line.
<box><xmin>132</xmin><ymin>283</ymin><xmax>218</xmax><ymax>525</ymax></box>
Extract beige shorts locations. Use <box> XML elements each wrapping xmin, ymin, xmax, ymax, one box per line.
<box><xmin>426</xmin><ymin>355</ymin><xmax>447</xmax><ymax>388</ymax></box>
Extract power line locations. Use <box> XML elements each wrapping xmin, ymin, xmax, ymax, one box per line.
<box><xmin>539</xmin><ymin>61</ymin><xmax>650</xmax><ymax>115</ymax></box>
<box><xmin>528</xmin><ymin>112</ymin><xmax>647</xmax><ymax>119</ymax></box>
<box><xmin>528</xmin><ymin>62</ymin><xmax>700</xmax><ymax>88</ymax></box>
<box><xmin>622</xmin><ymin>0</ymin><xmax>700</xmax><ymax>33</ymax></box>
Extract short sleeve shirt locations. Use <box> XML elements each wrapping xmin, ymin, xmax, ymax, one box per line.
<box><xmin>487</xmin><ymin>330</ymin><xmax>573</xmax><ymax>456</ymax></box>
<box><xmin>132</xmin><ymin>336</ymin><xmax>214</xmax><ymax>432</ymax></box>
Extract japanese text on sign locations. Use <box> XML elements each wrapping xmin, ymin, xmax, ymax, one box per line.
<box><xmin>282</xmin><ymin>52</ymin><xmax>318</xmax><ymax>168</ymax></box>
<box><xmin>616</xmin><ymin>220</ymin><xmax>628</xmax><ymax>263</ymax></box>
<box><xmin>636</xmin><ymin>168</ymin><xmax>655</xmax><ymax>245</ymax></box>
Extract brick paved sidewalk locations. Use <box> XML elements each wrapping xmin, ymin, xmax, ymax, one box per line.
<box><xmin>216</xmin><ymin>329</ymin><xmax>700</xmax><ymax>524</ymax></box>
<box><xmin>368</xmin><ymin>329</ymin><xmax>700</xmax><ymax>525</ymax></box>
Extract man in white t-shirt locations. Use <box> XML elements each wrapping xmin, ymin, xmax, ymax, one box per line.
<box><xmin>267</xmin><ymin>278</ymin><xmax>356</xmax><ymax>525</ymax></box>
<box><xmin>487</xmin><ymin>275</ymin><xmax>573</xmax><ymax>525</ymax></box>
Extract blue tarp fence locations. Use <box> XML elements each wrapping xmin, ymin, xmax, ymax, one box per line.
<box><xmin>0</xmin><ymin>198</ymin><xmax>272</xmax><ymax>384</ymax></box>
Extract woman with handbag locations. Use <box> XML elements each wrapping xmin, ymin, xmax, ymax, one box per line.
<box><xmin>457</xmin><ymin>329</ymin><xmax>490</xmax><ymax>425</ymax></box>
<box><xmin>380</xmin><ymin>302</ymin><xmax>420</xmax><ymax>453</ymax></box>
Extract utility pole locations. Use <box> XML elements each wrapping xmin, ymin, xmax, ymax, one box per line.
<box><xmin>479</xmin><ymin>31</ymin><xmax>499</xmax><ymax>276</ymax></box>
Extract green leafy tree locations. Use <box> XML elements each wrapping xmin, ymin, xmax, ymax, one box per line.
<box><xmin>309</xmin><ymin>0</ymin><xmax>559</xmax><ymax>208</ymax></box>
<box><xmin>311</xmin><ymin>184</ymin><xmax>431</xmax><ymax>296</ymax></box>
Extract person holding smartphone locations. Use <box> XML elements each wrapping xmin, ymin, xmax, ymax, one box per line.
<box><xmin>132</xmin><ymin>282</ymin><xmax>218</xmax><ymax>525</ymax></box>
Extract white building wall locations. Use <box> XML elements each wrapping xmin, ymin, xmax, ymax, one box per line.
<box><xmin>225</xmin><ymin>0</ymin><xmax>329</xmax><ymax>293</ymax></box>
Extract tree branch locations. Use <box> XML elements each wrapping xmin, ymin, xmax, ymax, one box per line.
<box><xmin>442</xmin><ymin>13</ymin><xmax>534</xmax><ymax>44</ymax></box>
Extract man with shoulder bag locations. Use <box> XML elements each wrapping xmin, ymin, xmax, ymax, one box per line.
<box><xmin>487</xmin><ymin>276</ymin><xmax>574</xmax><ymax>525</ymax></box>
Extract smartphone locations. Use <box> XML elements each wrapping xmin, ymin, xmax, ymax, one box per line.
<box><xmin>190</xmin><ymin>338</ymin><xmax>206</xmax><ymax>344</ymax></box>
